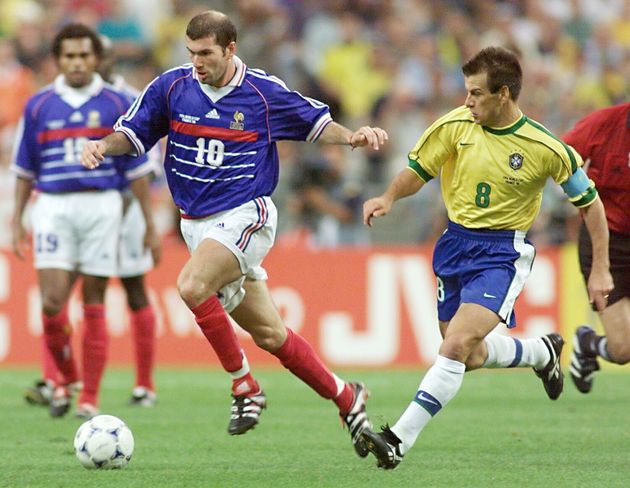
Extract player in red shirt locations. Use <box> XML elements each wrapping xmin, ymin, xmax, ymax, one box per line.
<box><xmin>563</xmin><ymin>102</ymin><xmax>630</xmax><ymax>393</ymax></box>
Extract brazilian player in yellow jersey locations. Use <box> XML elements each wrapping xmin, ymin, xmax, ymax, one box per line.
<box><xmin>360</xmin><ymin>46</ymin><xmax>613</xmax><ymax>470</ymax></box>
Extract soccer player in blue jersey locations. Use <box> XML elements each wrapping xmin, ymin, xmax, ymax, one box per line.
<box><xmin>360</xmin><ymin>46</ymin><xmax>613</xmax><ymax>469</ymax></box>
<box><xmin>22</xmin><ymin>35</ymin><xmax>162</xmax><ymax>410</ymax></box>
<box><xmin>11</xmin><ymin>24</ymin><xmax>159</xmax><ymax>419</ymax></box>
<box><xmin>81</xmin><ymin>10</ymin><xmax>387</xmax><ymax>453</ymax></box>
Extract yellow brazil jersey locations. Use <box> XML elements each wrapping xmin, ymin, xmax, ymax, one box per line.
<box><xmin>407</xmin><ymin>105</ymin><xmax>589</xmax><ymax>231</ymax></box>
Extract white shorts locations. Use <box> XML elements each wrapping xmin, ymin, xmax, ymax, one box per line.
<box><xmin>179</xmin><ymin>196</ymin><xmax>277</xmax><ymax>312</ymax></box>
<box><xmin>118</xmin><ymin>197</ymin><xmax>153</xmax><ymax>278</ymax></box>
<box><xmin>32</xmin><ymin>191</ymin><xmax>122</xmax><ymax>276</ymax></box>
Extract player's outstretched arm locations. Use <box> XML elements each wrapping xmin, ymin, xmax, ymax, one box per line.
<box><xmin>363</xmin><ymin>168</ymin><xmax>425</xmax><ymax>227</ymax></box>
<box><xmin>81</xmin><ymin>132</ymin><xmax>134</xmax><ymax>169</ymax></box>
<box><xmin>129</xmin><ymin>174</ymin><xmax>162</xmax><ymax>265</ymax></box>
<box><xmin>318</xmin><ymin>121</ymin><xmax>388</xmax><ymax>151</ymax></box>
<box><xmin>11</xmin><ymin>177</ymin><xmax>33</xmax><ymax>260</ymax></box>
<box><xmin>580</xmin><ymin>197</ymin><xmax>614</xmax><ymax>311</ymax></box>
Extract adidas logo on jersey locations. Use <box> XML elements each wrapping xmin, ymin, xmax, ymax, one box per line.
<box><xmin>205</xmin><ymin>109</ymin><xmax>220</xmax><ymax>119</ymax></box>
<box><xmin>69</xmin><ymin>111</ymin><xmax>84</xmax><ymax>122</ymax></box>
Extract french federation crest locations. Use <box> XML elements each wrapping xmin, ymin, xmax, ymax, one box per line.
<box><xmin>508</xmin><ymin>152</ymin><xmax>524</xmax><ymax>170</ymax></box>
<box><xmin>230</xmin><ymin>111</ymin><xmax>245</xmax><ymax>130</ymax></box>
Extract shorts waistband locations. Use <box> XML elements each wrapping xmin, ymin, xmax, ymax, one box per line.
<box><xmin>446</xmin><ymin>221</ymin><xmax>526</xmax><ymax>241</ymax></box>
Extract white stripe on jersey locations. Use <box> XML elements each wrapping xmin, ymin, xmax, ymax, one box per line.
<box><xmin>247</xmin><ymin>69</ymin><xmax>328</xmax><ymax>109</ymax></box>
<box><xmin>41</xmin><ymin>159</ymin><xmax>115</xmax><ymax>169</ymax></box>
<box><xmin>169</xmin><ymin>139</ymin><xmax>257</xmax><ymax>157</ymax></box>
<box><xmin>118</xmin><ymin>64</ymin><xmax>192</xmax><ymax>126</ymax></box>
<box><xmin>11</xmin><ymin>165</ymin><xmax>35</xmax><ymax>180</ymax></box>
<box><xmin>307</xmin><ymin>113</ymin><xmax>333</xmax><ymax>142</ymax></box>
<box><xmin>39</xmin><ymin>169</ymin><xmax>117</xmax><ymax>182</ymax></box>
<box><xmin>169</xmin><ymin>153</ymin><xmax>255</xmax><ymax>170</ymax></box>
<box><xmin>170</xmin><ymin>167</ymin><xmax>254</xmax><ymax>183</ymax></box>
<box><xmin>115</xmin><ymin>126</ymin><xmax>145</xmax><ymax>156</ymax></box>
<box><xmin>10</xmin><ymin>117</ymin><xmax>25</xmax><ymax>167</ymax></box>
<box><xmin>40</xmin><ymin>147</ymin><xmax>66</xmax><ymax>157</ymax></box>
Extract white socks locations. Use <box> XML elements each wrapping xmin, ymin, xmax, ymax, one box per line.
<box><xmin>483</xmin><ymin>332</ymin><xmax>549</xmax><ymax>369</ymax></box>
<box><xmin>392</xmin><ymin>355</ymin><xmax>465</xmax><ymax>454</ymax></box>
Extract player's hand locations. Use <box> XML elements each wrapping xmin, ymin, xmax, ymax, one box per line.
<box><xmin>81</xmin><ymin>139</ymin><xmax>107</xmax><ymax>169</ymax></box>
<box><xmin>350</xmin><ymin>126</ymin><xmax>388</xmax><ymax>151</ymax></box>
<box><xmin>144</xmin><ymin>225</ymin><xmax>162</xmax><ymax>265</ymax></box>
<box><xmin>587</xmin><ymin>266</ymin><xmax>614</xmax><ymax>312</ymax></box>
<box><xmin>11</xmin><ymin>219</ymin><xmax>29</xmax><ymax>260</ymax></box>
<box><xmin>363</xmin><ymin>196</ymin><xmax>393</xmax><ymax>227</ymax></box>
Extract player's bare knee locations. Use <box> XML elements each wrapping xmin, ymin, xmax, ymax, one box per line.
<box><xmin>464</xmin><ymin>350</ymin><xmax>486</xmax><ymax>371</ymax></box>
<box><xmin>177</xmin><ymin>276</ymin><xmax>213</xmax><ymax>308</ymax></box>
<box><xmin>41</xmin><ymin>295</ymin><xmax>66</xmax><ymax>317</ymax></box>
<box><xmin>251</xmin><ymin>326</ymin><xmax>285</xmax><ymax>352</ymax></box>
<box><xmin>439</xmin><ymin>336</ymin><xmax>471</xmax><ymax>363</ymax></box>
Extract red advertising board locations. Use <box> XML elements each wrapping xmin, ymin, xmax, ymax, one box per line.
<box><xmin>0</xmin><ymin>241</ymin><xmax>561</xmax><ymax>368</ymax></box>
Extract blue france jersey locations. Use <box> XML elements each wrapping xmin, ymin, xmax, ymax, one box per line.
<box><xmin>116</xmin><ymin>56</ymin><xmax>332</xmax><ymax>217</ymax></box>
<box><xmin>12</xmin><ymin>74</ymin><xmax>151</xmax><ymax>192</ymax></box>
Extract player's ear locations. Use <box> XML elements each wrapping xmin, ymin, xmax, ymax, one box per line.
<box><xmin>499</xmin><ymin>85</ymin><xmax>510</xmax><ymax>103</ymax></box>
<box><xmin>226</xmin><ymin>41</ymin><xmax>236</xmax><ymax>57</ymax></box>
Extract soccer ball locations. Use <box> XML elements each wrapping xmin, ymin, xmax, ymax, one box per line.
<box><xmin>74</xmin><ymin>414</ymin><xmax>134</xmax><ymax>469</ymax></box>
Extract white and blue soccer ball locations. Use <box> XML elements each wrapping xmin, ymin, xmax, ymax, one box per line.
<box><xmin>74</xmin><ymin>414</ymin><xmax>134</xmax><ymax>469</ymax></box>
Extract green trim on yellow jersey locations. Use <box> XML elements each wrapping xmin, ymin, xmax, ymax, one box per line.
<box><xmin>525</xmin><ymin>118</ymin><xmax>578</xmax><ymax>173</ymax></box>
<box><xmin>408</xmin><ymin>158</ymin><xmax>434</xmax><ymax>182</ymax></box>
<box><xmin>483</xmin><ymin>114</ymin><xmax>528</xmax><ymax>135</ymax></box>
<box><xmin>570</xmin><ymin>185</ymin><xmax>598</xmax><ymax>208</ymax></box>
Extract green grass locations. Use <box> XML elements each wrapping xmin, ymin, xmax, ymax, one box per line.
<box><xmin>0</xmin><ymin>367</ymin><xmax>628</xmax><ymax>487</ymax></box>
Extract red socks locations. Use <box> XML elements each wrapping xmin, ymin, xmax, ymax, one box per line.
<box><xmin>130</xmin><ymin>305</ymin><xmax>156</xmax><ymax>391</ymax></box>
<box><xmin>42</xmin><ymin>308</ymin><xmax>78</xmax><ymax>385</ymax></box>
<box><xmin>41</xmin><ymin>334</ymin><xmax>61</xmax><ymax>385</ymax></box>
<box><xmin>192</xmin><ymin>295</ymin><xmax>246</xmax><ymax>374</ymax></box>
<box><xmin>79</xmin><ymin>304</ymin><xmax>108</xmax><ymax>406</ymax></box>
<box><xmin>273</xmin><ymin>328</ymin><xmax>352</xmax><ymax>412</ymax></box>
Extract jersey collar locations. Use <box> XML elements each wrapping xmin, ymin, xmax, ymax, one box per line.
<box><xmin>483</xmin><ymin>112</ymin><xmax>527</xmax><ymax>135</ymax></box>
<box><xmin>54</xmin><ymin>73</ymin><xmax>105</xmax><ymax>109</ymax></box>
<box><xmin>195</xmin><ymin>55</ymin><xmax>246</xmax><ymax>104</ymax></box>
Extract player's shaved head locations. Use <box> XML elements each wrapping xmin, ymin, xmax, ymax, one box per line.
<box><xmin>186</xmin><ymin>10</ymin><xmax>237</xmax><ymax>50</ymax></box>
<box><xmin>462</xmin><ymin>46</ymin><xmax>522</xmax><ymax>101</ymax></box>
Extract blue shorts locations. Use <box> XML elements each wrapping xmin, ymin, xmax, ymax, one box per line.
<box><xmin>433</xmin><ymin>221</ymin><xmax>536</xmax><ymax>328</ymax></box>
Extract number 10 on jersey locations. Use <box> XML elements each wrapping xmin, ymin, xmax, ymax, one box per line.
<box><xmin>195</xmin><ymin>138</ymin><xmax>225</xmax><ymax>167</ymax></box>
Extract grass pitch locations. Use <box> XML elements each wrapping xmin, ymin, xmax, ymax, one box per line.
<box><xmin>0</xmin><ymin>367</ymin><xmax>628</xmax><ymax>488</ymax></box>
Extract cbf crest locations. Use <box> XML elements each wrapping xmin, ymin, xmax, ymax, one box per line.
<box><xmin>508</xmin><ymin>151</ymin><xmax>524</xmax><ymax>170</ymax></box>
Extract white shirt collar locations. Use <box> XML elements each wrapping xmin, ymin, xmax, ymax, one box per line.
<box><xmin>54</xmin><ymin>73</ymin><xmax>105</xmax><ymax>109</ymax></box>
<box><xmin>195</xmin><ymin>55</ymin><xmax>246</xmax><ymax>104</ymax></box>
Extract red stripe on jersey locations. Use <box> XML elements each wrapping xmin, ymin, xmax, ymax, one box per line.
<box><xmin>37</xmin><ymin>127</ymin><xmax>113</xmax><ymax>144</ymax></box>
<box><xmin>170</xmin><ymin>120</ymin><xmax>258</xmax><ymax>142</ymax></box>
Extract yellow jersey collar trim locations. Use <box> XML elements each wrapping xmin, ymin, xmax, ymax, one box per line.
<box><xmin>483</xmin><ymin>113</ymin><xmax>527</xmax><ymax>135</ymax></box>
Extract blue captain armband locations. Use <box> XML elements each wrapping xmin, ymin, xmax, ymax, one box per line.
<box><xmin>561</xmin><ymin>168</ymin><xmax>597</xmax><ymax>208</ymax></box>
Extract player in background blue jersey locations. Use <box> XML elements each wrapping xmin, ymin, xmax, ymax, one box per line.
<box><xmin>11</xmin><ymin>24</ymin><xmax>159</xmax><ymax>419</ymax></box>
<box><xmin>81</xmin><ymin>10</ymin><xmax>387</xmax><ymax>455</ymax></box>
<box><xmin>22</xmin><ymin>35</ymin><xmax>162</xmax><ymax>410</ymax></box>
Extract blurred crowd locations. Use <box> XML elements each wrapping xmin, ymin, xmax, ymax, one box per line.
<box><xmin>1</xmin><ymin>0</ymin><xmax>628</xmax><ymax>248</ymax></box>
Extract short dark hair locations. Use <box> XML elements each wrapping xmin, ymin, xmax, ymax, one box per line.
<box><xmin>462</xmin><ymin>46</ymin><xmax>522</xmax><ymax>101</ymax></box>
<box><xmin>186</xmin><ymin>10</ymin><xmax>237</xmax><ymax>50</ymax></box>
<box><xmin>51</xmin><ymin>23</ymin><xmax>103</xmax><ymax>59</ymax></box>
